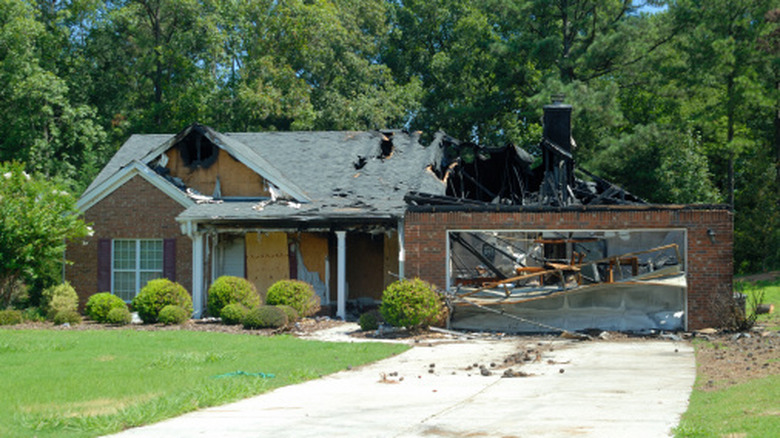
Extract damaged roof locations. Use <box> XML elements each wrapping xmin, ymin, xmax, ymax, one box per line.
<box><xmin>81</xmin><ymin>127</ymin><xmax>446</xmax><ymax>224</ymax></box>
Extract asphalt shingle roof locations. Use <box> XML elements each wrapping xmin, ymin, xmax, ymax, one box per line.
<box><xmin>83</xmin><ymin>128</ymin><xmax>445</xmax><ymax>223</ymax></box>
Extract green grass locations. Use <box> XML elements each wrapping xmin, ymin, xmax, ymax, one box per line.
<box><xmin>675</xmin><ymin>375</ymin><xmax>780</xmax><ymax>437</ymax></box>
<box><xmin>0</xmin><ymin>330</ymin><xmax>408</xmax><ymax>438</ymax></box>
<box><xmin>675</xmin><ymin>279</ymin><xmax>780</xmax><ymax>437</ymax></box>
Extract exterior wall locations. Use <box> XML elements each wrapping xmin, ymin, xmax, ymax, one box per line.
<box><xmin>403</xmin><ymin>208</ymin><xmax>733</xmax><ymax>330</ymax></box>
<box><xmin>66</xmin><ymin>175</ymin><xmax>192</xmax><ymax>308</ymax></box>
<box><xmin>165</xmin><ymin>147</ymin><xmax>269</xmax><ymax>197</ymax></box>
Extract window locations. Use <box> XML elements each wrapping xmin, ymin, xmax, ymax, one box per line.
<box><xmin>113</xmin><ymin>239</ymin><xmax>163</xmax><ymax>301</ymax></box>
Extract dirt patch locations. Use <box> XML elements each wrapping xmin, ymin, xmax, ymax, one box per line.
<box><xmin>692</xmin><ymin>327</ymin><xmax>779</xmax><ymax>391</ymax></box>
<box><xmin>736</xmin><ymin>271</ymin><xmax>780</xmax><ymax>283</ymax></box>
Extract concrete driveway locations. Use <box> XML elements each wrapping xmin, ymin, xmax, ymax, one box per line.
<box><xmin>106</xmin><ymin>326</ymin><xmax>695</xmax><ymax>438</ymax></box>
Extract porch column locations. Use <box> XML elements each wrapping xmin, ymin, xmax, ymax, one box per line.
<box><xmin>191</xmin><ymin>232</ymin><xmax>205</xmax><ymax>318</ymax></box>
<box><xmin>336</xmin><ymin>230</ymin><xmax>347</xmax><ymax>320</ymax></box>
<box><xmin>398</xmin><ymin>219</ymin><xmax>405</xmax><ymax>280</ymax></box>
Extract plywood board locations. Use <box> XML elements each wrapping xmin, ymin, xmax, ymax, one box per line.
<box><xmin>246</xmin><ymin>232</ymin><xmax>289</xmax><ymax>297</ymax></box>
<box><xmin>346</xmin><ymin>233</ymin><xmax>385</xmax><ymax>300</ymax></box>
<box><xmin>165</xmin><ymin>148</ymin><xmax>270</xmax><ymax>197</ymax></box>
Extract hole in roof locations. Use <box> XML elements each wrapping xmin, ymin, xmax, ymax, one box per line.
<box><xmin>178</xmin><ymin>128</ymin><xmax>218</xmax><ymax>168</ymax></box>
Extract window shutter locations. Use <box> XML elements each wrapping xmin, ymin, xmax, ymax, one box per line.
<box><xmin>163</xmin><ymin>238</ymin><xmax>176</xmax><ymax>281</ymax></box>
<box><xmin>97</xmin><ymin>239</ymin><xmax>111</xmax><ymax>292</ymax></box>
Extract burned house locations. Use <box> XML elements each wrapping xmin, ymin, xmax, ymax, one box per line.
<box><xmin>66</xmin><ymin>101</ymin><xmax>732</xmax><ymax>332</ymax></box>
<box><xmin>406</xmin><ymin>101</ymin><xmax>732</xmax><ymax>332</ymax></box>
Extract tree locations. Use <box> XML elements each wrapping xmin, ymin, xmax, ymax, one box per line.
<box><xmin>0</xmin><ymin>0</ymin><xmax>106</xmax><ymax>192</ymax></box>
<box><xmin>0</xmin><ymin>162</ymin><xmax>92</xmax><ymax>307</ymax></box>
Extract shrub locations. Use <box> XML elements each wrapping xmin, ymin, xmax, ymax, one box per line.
<box><xmin>242</xmin><ymin>305</ymin><xmax>289</xmax><ymax>329</ymax></box>
<box><xmin>105</xmin><ymin>306</ymin><xmax>132</xmax><ymax>325</ymax></box>
<box><xmin>380</xmin><ymin>278</ymin><xmax>445</xmax><ymax>331</ymax></box>
<box><xmin>21</xmin><ymin>307</ymin><xmax>46</xmax><ymax>323</ymax></box>
<box><xmin>358</xmin><ymin>311</ymin><xmax>380</xmax><ymax>331</ymax></box>
<box><xmin>265</xmin><ymin>280</ymin><xmax>320</xmax><ymax>317</ymax></box>
<box><xmin>207</xmin><ymin>276</ymin><xmax>261</xmax><ymax>317</ymax></box>
<box><xmin>157</xmin><ymin>305</ymin><xmax>190</xmax><ymax>325</ymax></box>
<box><xmin>85</xmin><ymin>293</ymin><xmax>128</xmax><ymax>323</ymax></box>
<box><xmin>220</xmin><ymin>303</ymin><xmax>249</xmax><ymax>325</ymax></box>
<box><xmin>41</xmin><ymin>282</ymin><xmax>79</xmax><ymax>320</ymax></box>
<box><xmin>0</xmin><ymin>309</ymin><xmax>23</xmax><ymax>325</ymax></box>
<box><xmin>276</xmin><ymin>305</ymin><xmax>299</xmax><ymax>323</ymax></box>
<box><xmin>131</xmin><ymin>279</ymin><xmax>193</xmax><ymax>324</ymax></box>
<box><xmin>52</xmin><ymin>309</ymin><xmax>81</xmax><ymax>325</ymax></box>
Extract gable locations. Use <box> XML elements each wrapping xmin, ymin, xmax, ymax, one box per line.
<box><xmin>78</xmin><ymin>161</ymin><xmax>194</xmax><ymax>212</ymax></box>
<box><xmin>164</xmin><ymin>147</ymin><xmax>271</xmax><ymax>198</ymax></box>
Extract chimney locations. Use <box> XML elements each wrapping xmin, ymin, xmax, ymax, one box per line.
<box><xmin>542</xmin><ymin>95</ymin><xmax>572</xmax><ymax>152</ymax></box>
<box><xmin>542</xmin><ymin>96</ymin><xmax>575</xmax><ymax>204</ymax></box>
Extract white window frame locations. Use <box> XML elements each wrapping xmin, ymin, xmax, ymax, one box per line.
<box><xmin>112</xmin><ymin>239</ymin><xmax>164</xmax><ymax>301</ymax></box>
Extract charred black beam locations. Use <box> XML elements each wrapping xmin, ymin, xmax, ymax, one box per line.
<box><xmin>450</xmin><ymin>232</ymin><xmax>507</xmax><ymax>279</ymax></box>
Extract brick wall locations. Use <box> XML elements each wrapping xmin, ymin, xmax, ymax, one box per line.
<box><xmin>403</xmin><ymin>208</ymin><xmax>733</xmax><ymax>330</ymax></box>
<box><xmin>65</xmin><ymin>175</ymin><xmax>193</xmax><ymax>307</ymax></box>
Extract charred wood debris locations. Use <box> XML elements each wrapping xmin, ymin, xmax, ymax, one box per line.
<box><xmin>408</xmin><ymin>102</ymin><xmax>643</xmax><ymax>209</ymax></box>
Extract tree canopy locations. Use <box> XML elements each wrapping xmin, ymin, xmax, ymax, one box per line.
<box><xmin>1</xmin><ymin>0</ymin><xmax>778</xmax><ymax>273</ymax></box>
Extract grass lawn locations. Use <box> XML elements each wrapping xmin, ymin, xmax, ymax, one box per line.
<box><xmin>0</xmin><ymin>329</ymin><xmax>408</xmax><ymax>438</ymax></box>
<box><xmin>675</xmin><ymin>278</ymin><xmax>780</xmax><ymax>437</ymax></box>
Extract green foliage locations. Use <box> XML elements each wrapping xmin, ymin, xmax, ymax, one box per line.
<box><xmin>265</xmin><ymin>280</ymin><xmax>320</xmax><ymax>317</ymax></box>
<box><xmin>242</xmin><ymin>305</ymin><xmax>289</xmax><ymax>330</ymax></box>
<box><xmin>105</xmin><ymin>306</ymin><xmax>132</xmax><ymax>325</ymax></box>
<box><xmin>41</xmin><ymin>282</ymin><xmax>79</xmax><ymax>321</ymax></box>
<box><xmin>157</xmin><ymin>305</ymin><xmax>190</xmax><ymax>326</ymax></box>
<box><xmin>131</xmin><ymin>279</ymin><xmax>193</xmax><ymax>324</ymax></box>
<box><xmin>220</xmin><ymin>303</ymin><xmax>249</xmax><ymax>326</ymax></box>
<box><xmin>358</xmin><ymin>311</ymin><xmax>380</xmax><ymax>331</ymax></box>
<box><xmin>276</xmin><ymin>305</ymin><xmax>299</xmax><ymax>323</ymax></box>
<box><xmin>85</xmin><ymin>292</ymin><xmax>128</xmax><ymax>323</ymax></box>
<box><xmin>380</xmin><ymin>278</ymin><xmax>445</xmax><ymax>331</ymax></box>
<box><xmin>0</xmin><ymin>163</ymin><xmax>91</xmax><ymax>308</ymax></box>
<box><xmin>0</xmin><ymin>309</ymin><xmax>22</xmax><ymax>325</ymax></box>
<box><xmin>52</xmin><ymin>309</ymin><xmax>81</xmax><ymax>325</ymax></box>
<box><xmin>21</xmin><ymin>306</ymin><xmax>45</xmax><ymax>323</ymax></box>
<box><xmin>207</xmin><ymin>276</ymin><xmax>261</xmax><ymax>317</ymax></box>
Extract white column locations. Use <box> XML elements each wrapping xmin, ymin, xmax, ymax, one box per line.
<box><xmin>397</xmin><ymin>219</ymin><xmax>405</xmax><ymax>280</ymax></box>
<box><xmin>191</xmin><ymin>232</ymin><xmax>205</xmax><ymax>318</ymax></box>
<box><xmin>336</xmin><ymin>230</ymin><xmax>347</xmax><ymax>320</ymax></box>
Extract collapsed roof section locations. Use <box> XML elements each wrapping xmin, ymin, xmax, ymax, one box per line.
<box><xmin>409</xmin><ymin>101</ymin><xmax>644</xmax><ymax>209</ymax></box>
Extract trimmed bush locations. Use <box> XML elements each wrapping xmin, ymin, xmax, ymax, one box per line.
<box><xmin>358</xmin><ymin>311</ymin><xmax>380</xmax><ymax>331</ymax></box>
<box><xmin>85</xmin><ymin>293</ymin><xmax>128</xmax><ymax>323</ymax></box>
<box><xmin>380</xmin><ymin>278</ymin><xmax>445</xmax><ymax>331</ymax></box>
<box><xmin>158</xmin><ymin>305</ymin><xmax>190</xmax><ymax>325</ymax></box>
<box><xmin>276</xmin><ymin>305</ymin><xmax>299</xmax><ymax>323</ymax></box>
<box><xmin>0</xmin><ymin>309</ymin><xmax>23</xmax><ymax>325</ymax></box>
<box><xmin>41</xmin><ymin>282</ymin><xmax>79</xmax><ymax>320</ymax></box>
<box><xmin>21</xmin><ymin>307</ymin><xmax>46</xmax><ymax>323</ymax></box>
<box><xmin>265</xmin><ymin>280</ymin><xmax>320</xmax><ymax>317</ymax></box>
<box><xmin>220</xmin><ymin>303</ymin><xmax>249</xmax><ymax>325</ymax></box>
<box><xmin>132</xmin><ymin>279</ymin><xmax>193</xmax><ymax>324</ymax></box>
<box><xmin>105</xmin><ymin>306</ymin><xmax>132</xmax><ymax>325</ymax></box>
<box><xmin>207</xmin><ymin>276</ymin><xmax>261</xmax><ymax>317</ymax></box>
<box><xmin>242</xmin><ymin>305</ymin><xmax>289</xmax><ymax>329</ymax></box>
<box><xmin>52</xmin><ymin>309</ymin><xmax>81</xmax><ymax>325</ymax></box>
